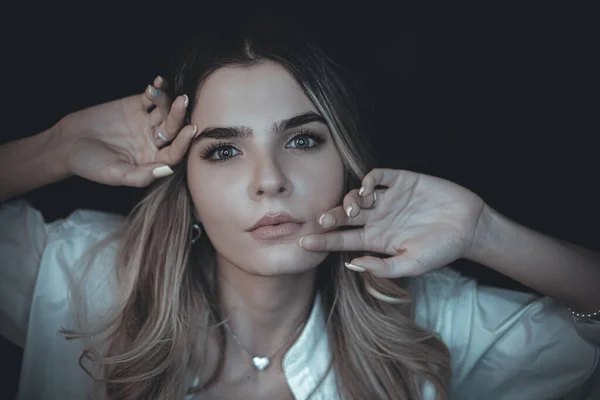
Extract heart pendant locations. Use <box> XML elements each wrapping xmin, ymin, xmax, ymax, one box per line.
<box><xmin>252</xmin><ymin>356</ymin><xmax>270</xmax><ymax>371</ymax></box>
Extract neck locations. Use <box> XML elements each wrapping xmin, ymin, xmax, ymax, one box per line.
<box><xmin>217</xmin><ymin>257</ymin><xmax>317</xmax><ymax>367</ymax></box>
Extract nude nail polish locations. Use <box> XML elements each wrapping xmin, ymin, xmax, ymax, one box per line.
<box><xmin>152</xmin><ymin>166</ymin><xmax>173</xmax><ymax>178</ymax></box>
<box><xmin>299</xmin><ymin>236</ymin><xmax>306</xmax><ymax>247</ymax></box>
<box><xmin>345</xmin><ymin>262</ymin><xmax>366</xmax><ymax>272</ymax></box>
<box><xmin>346</xmin><ymin>205</ymin><xmax>353</xmax><ymax>217</ymax></box>
<box><xmin>318</xmin><ymin>214</ymin><xmax>326</xmax><ymax>226</ymax></box>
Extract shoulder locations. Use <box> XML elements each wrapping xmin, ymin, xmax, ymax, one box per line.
<box><xmin>406</xmin><ymin>266</ymin><xmax>600</xmax><ymax>399</ymax></box>
<box><xmin>405</xmin><ymin>266</ymin><xmax>475</xmax><ymax>313</ymax></box>
<box><xmin>0</xmin><ymin>199</ymin><xmax>126</xmax><ymax>241</ymax></box>
<box><xmin>404</xmin><ymin>266</ymin><xmax>544</xmax><ymax>344</ymax></box>
<box><xmin>0</xmin><ymin>199</ymin><xmax>127</xmax><ymax>300</ymax></box>
<box><xmin>47</xmin><ymin>204</ymin><xmax>126</xmax><ymax>241</ymax></box>
<box><xmin>40</xmin><ymin>203</ymin><xmax>126</xmax><ymax>303</ymax></box>
<box><xmin>7</xmin><ymin>200</ymin><xmax>127</xmax><ymax>317</ymax></box>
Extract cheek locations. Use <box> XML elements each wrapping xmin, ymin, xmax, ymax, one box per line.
<box><xmin>186</xmin><ymin>160</ymin><xmax>242</xmax><ymax>228</ymax></box>
<box><xmin>299</xmin><ymin>148</ymin><xmax>346</xmax><ymax>207</ymax></box>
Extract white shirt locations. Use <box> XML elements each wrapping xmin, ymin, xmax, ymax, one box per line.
<box><xmin>1</xmin><ymin>200</ymin><xmax>599</xmax><ymax>400</ymax></box>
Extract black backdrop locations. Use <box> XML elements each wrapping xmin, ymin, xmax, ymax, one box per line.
<box><xmin>1</xmin><ymin>0</ymin><xmax>598</xmax><ymax>397</ymax></box>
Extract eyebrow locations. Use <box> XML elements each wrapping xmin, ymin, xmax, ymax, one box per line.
<box><xmin>193</xmin><ymin>111</ymin><xmax>327</xmax><ymax>142</ymax></box>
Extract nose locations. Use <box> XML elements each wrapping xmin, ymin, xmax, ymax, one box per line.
<box><xmin>248</xmin><ymin>155</ymin><xmax>291</xmax><ymax>200</ymax></box>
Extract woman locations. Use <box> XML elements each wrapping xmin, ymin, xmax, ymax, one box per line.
<box><xmin>1</xmin><ymin>19</ymin><xmax>599</xmax><ymax>400</ymax></box>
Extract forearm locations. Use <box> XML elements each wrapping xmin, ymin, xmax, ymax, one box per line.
<box><xmin>0</xmin><ymin>125</ymin><xmax>72</xmax><ymax>202</ymax></box>
<box><xmin>468</xmin><ymin>205</ymin><xmax>600</xmax><ymax>314</ymax></box>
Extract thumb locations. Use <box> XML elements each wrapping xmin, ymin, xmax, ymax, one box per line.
<box><xmin>108</xmin><ymin>162</ymin><xmax>174</xmax><ymax>187</ymax></box>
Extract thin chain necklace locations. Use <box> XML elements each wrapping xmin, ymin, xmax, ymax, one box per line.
<box><xmin>224</xmin><ymin>315</ymin><xmax>308</xmax><ymax>372</ymax></box>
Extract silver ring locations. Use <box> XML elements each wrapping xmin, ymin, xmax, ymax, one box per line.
<box><xmin>157</xmin><ymin>131</ymin><xmax>168</xmax><ymax>142</ymax></box>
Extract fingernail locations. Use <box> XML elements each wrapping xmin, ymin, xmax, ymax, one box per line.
<box><xmin>345</xmin><ymin>262</ymin><xmax>366</xmax><ymax>272</ymax></box>
<box><xmin>191</xmin><ymin>125</ymin><xmax>198</xmax><ymax>134</ymax></box>
<box><xmin>299</xmin><ymin>236</ymin><xmax>306</xmax><ymax>248</ymax></box>
<box><xmin>152</xmin><ymin>165</ymin><xmax>173</xmax><ymax>178</ymax></box>
<box><xmin>319</xmin><ymin>213</ymin><xmax>334</xmax><ymax>229</ymax></box>
<box><xmin>359</xmin><ymin>186</ymin><xmax>366</xmax><ymax>196</ymax></box>
<box><xmin>183</xmin><ymin>94</ymin><xmax>189</xmax><ymax>107</ymax></box>
<box><xmin>345</xmin><ymin>205</ymin><xmax>353</xmax><ymax>217</ymax></box>
<box><xmin>147</xmin><ymin>85</ymin><xmax>159</xmax><ymax>97</ymax></box>
<box><xmin>318</xmin><ymin>214</ymin><xmax>326</xmax><ymax>226</ymax></box>
<box><xmin>156</xmin><ymin>76</ymin><xmax>163</xmax><ymax>85</ymax></box>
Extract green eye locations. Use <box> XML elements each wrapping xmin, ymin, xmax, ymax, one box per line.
<box><xmin>286</xmin><ymin>131</ymin><xmax>325</xmax><ymax>151</ymax></box>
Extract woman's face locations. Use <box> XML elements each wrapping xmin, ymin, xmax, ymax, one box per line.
<box><xmin>187</xmin><ymin>61</ymin><xmax>345</xmax><ymax>276</ymax></box>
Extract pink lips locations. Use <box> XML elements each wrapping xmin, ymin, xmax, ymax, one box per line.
<box><xmin>247</xmin><ymin>213</ymin><xmax>304</xmax><ymax>240</ymax></box>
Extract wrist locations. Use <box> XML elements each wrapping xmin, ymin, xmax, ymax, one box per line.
<box><xmin>465</xmin><ymin>203</ymin><xmax>498</xmax><ymax>264</ymax></box>
<box><xmin>52</xmin><ymin>116</ymin><xmax>77</xmax><ymax>178</ymax></box>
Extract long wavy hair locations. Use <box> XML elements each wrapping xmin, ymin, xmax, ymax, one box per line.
<box><xmin>62</xmin><ymin>17</ymin><xmax>451</xmax><ymax>400</ymax></box>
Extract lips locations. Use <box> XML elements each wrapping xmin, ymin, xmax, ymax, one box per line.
<box><xmin>247</xmin><ymin>213</ymin><xmax>304</xmax><ymax>240</ymax></box>
<box><xmin>246</xmin><ymin>213</ymin><xmax>303</xmax><ymax>232</ymax></box>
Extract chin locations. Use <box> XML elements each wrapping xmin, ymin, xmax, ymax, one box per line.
<box><xmin>245</xmin><ymin>246</ymin><xmax>329</xmax><ymax>276</ymax></box>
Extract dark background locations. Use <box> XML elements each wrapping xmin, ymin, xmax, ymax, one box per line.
<box><xmin>1</xmin><ymin>0</ymin><xmax>598</xmax><ymax>398</ymax></box>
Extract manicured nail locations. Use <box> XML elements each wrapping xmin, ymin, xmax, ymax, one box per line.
<box><xmin>147</xmin><ymin>85</ymin><xmax>159</xmax><ymax>97</ymax></box>
<box><xmin>345</xmin><ymin>262</ymin><xmax>366</xmax><ymax>272</ymax></box>
<box><xmin>299</xmin><ymin>236</ymin><xmax>306</xmax><ymax>248</ymax></box>
<box><xmin>152</xmin><ymin>165</ymin><xmax>173</xmax><ymax>178</ymax></box>
<box><xmin>319</xmin><ymin>213</ymin><xmax>334</xmax><ymax>229</ymax></box>
<box><xmin>345</xmin><ymin>205</ymin><xmax>353</xmax><ymax>217</ymax></box>
<box><xmin>155</xmin><ymin>76</ymin><xmax>163</xmax><ymax>86</ymax></box>
<box><xmin>183</xmin><ymin>94</ymin><xmax>189</xmax><ymax>107</ymax></box>
<box><xmin>318</xmin><ymin>214</ymin><xmax>326</xmax><ymax>226</ymax></box>
<box><xmin>359</xmin><ymin>186</ymin><xmax>366</xmax><ymax>196</ymax></box>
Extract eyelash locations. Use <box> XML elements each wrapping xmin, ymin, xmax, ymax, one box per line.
<box><xmin>199</xmin><ymin>129</ymin><xmax>327</xmax><ymax>163</ymax></box>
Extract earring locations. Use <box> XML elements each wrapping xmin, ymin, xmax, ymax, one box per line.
<box><xmin>191</xmin><ymin>223</ymin><xmax>202</xmax><ymax>244</ymax></box>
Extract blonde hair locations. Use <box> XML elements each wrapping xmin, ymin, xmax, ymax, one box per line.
<box><xmin>62</xmin><ymin>17</ymin><xmax>451</xmax><ymax>399</ymax></box>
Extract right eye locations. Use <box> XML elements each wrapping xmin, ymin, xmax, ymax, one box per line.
<box><xmin>201</xmin><ymin>144</ymin><xmax>240</xmax><ymax>162</ymax></box>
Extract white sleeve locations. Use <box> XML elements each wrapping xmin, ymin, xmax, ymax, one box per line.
<box><xmin>0</xmin><ymin>200</ymin><xmax>125</xmax><ymax>349</ymax></box>
<box><xmin>410</xmin><ymin>267</ymin><xmax>600</xmax><ymax>400</ymax></box>
<box><xmin>0</xmin><ymin>200</ymin><xmax>124</xmax><ymax>400</ymax></box>
<box><xmin>0</xmin><ymin>200</ymin><xmax>50</xmax><ymax>348</ymax></box>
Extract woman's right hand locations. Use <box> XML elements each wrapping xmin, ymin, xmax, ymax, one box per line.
<box><xmin>55</xmin><ymin>76</ymin><xmax>197</xmax><ymax>187</ymax></box>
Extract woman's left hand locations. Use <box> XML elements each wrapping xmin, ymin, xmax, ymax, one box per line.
<box><xmin>299</xmin><ymin>168</ymin><xmax>488</xmax><ymax>278</ymax></box>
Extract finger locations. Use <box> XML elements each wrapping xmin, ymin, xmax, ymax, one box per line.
<box><xmin>153</xmin><ymin>75</ymin><xmax>168</xmax><ymax>91</ymax></box>
<box><xmin>299</xmin><ymin>229</ymin><xmax>365</xmax><ymax>252</ymax></box>
<box><xmin>154</xmin><ymin>94</ymin><xmax>189</xmax><ymax>144</ymax></box>
<box><xmin>345</xmin><ymin>255</ymin><xmax>414</xmax><ymax>278</ymax></box>
<box><xmin>148</xmin><ymin>92</ymin><xmax>188</xmax><ymax>130</ymax></box>
<box><xmin>144</xmin><ymin>84</ymin><xmax>172</xmax><ymax>111</ymax></box>
<box><xmin>155</xmin><ymin>124</ymin><xmax>198</xmax><ymax>165</ymax></box>
<box><xmin>149</xmin><ymin>104</ymin><xmax>168</xmax><ymax>128</ymax></box>
<box><xmin>343</xmin><ymin>189</ymin><xmax>382</xmax><ymax>217</ymax></box>
<box><xmin>348</xmin><ymin>241</ymin><xmax>453</xmax><ymax>278</ymax></box>
<box><xmin>318</xmin><ymin>204</ymin><xmax>370</xmax><ymax>229</ymax></box>
<box><xmin>344</xmin><ymin>255</ymin><xmax>396</xmax><ymax>276</ymax></box>
<box><xmin>360</xmin><ymin>168</ymin><xmax>403</xmax><ymax>196</ymax></box>
<box><xmin>342</xmin><ymin>189</ymin><xmax>362</xmax><ymax>217</ymax></box>
<box><xmin>105</xmin><ymin>162</ymin><xmax>174</xmax><ymax>188</ymax></box>
<box><xmin>140</xmin><ymin>84</ymin><xmax>158</xmax><ymax>109</ymax></box>
<box><xmin>363</xmin><ymin>279</ymin><xmax>408</xmax><ymax>304</ymax></box>
<box><xmin>150</xmin><ymin>94</ymin><xmax>189</xmax><ymax>147</ymax></box>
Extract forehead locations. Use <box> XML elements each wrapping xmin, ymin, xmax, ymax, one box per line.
<box><xmin>190</xmin><ymin>61</ymin><xmax>318</xmax><ymax>128</ymax></box>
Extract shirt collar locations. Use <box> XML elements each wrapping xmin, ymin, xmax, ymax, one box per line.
<box><xmin>282</xmin><ymin>293</ymin><xmax>335</xmax><ymax>399</ymax></box>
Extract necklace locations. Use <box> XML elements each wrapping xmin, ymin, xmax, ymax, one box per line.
<box><xmin>224</xmin><ymin>316</ymin><xmax>308</xmax><ymax>372</ymax></box>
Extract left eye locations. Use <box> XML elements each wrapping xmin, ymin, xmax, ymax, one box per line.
<box><xmin>286</xmin><ymin>134</ymin><xmax>318</xmax><ymax>150</ymax></box>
